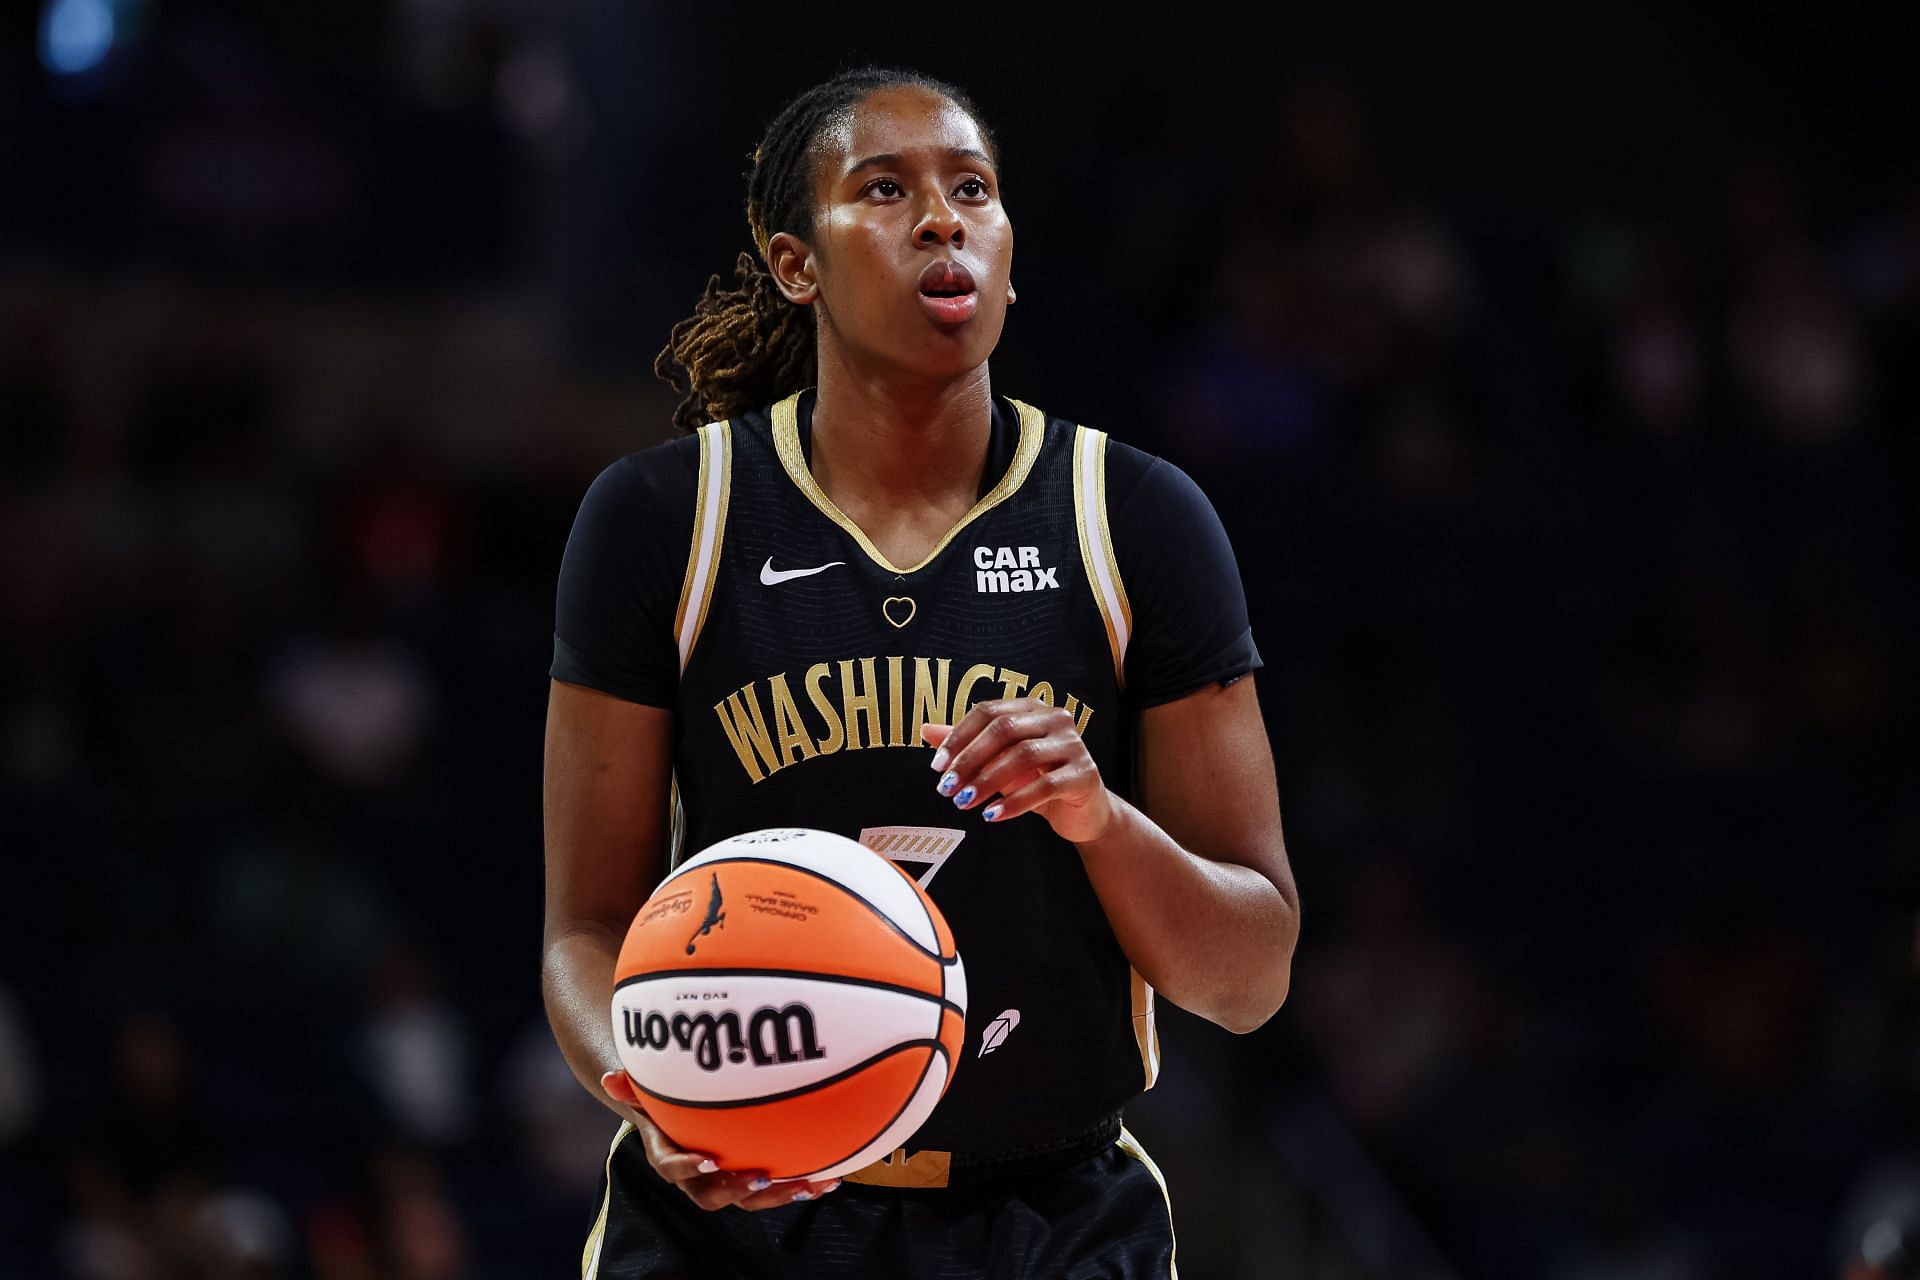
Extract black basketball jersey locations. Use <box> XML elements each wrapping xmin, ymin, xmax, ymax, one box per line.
<box><xmin>552</xmin><ymin>388</ymin><xmax>1261</xmax><ymax>1161</ymax></box>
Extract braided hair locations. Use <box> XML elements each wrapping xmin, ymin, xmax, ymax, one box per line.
<box><xmin>653</xmin><ymin>67</ymin><xmax>999</xmax><ymax>434</ymax></box>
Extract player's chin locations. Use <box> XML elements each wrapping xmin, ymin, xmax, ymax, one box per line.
<box><xmin>900</xmin><ymin>315</ymin><xmax>1005</xmax><ymax>375</ymax></box>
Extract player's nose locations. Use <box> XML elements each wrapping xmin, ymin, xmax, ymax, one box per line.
<box><xmin>915</xmin><ymin>191</ymin><xmax>964</xmax><ymax>249</ymax></box>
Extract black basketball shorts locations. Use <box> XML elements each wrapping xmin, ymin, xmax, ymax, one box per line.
<box><xmin>579</xmin><ymin>1120</ymin><xmax>1179</xmax><ymax>1280</ymax></box>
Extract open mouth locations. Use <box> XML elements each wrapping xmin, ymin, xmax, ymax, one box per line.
<box><xmin>918</xmin><ymin>260</ymin><xmax>980</xmax><ymax>324</ymax></box>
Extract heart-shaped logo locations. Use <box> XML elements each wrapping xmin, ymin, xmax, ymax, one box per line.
<box><xmin>883</xmin><ymin>596</ymin><xmax>917</xmax><ymax>629</ymax></box>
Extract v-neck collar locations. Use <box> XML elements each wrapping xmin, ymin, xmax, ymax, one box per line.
<box><xmin>770</xmin><ymin>390</ymin><xmax>1046</xmax><ymax>576</ymax></box>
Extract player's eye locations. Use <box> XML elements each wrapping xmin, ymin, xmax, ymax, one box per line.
<box><xmin>956</xmin><ymin>177</ymin><xmax>989</xmax><ymax>200</ymax></box>
<box><xmin>866</xmin><ymin>178</ymin><xmax>903</xmax><ymax>199</ymax></box>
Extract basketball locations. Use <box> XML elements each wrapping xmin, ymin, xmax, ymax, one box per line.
<box><xmin>610</xmin><ymin>827</ymin><xmax>968</xmax><ymax>1182</ymax></box>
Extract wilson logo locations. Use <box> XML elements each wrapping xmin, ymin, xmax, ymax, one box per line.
<box><xmin>622</xmin><ymin>1003</ymin><xmax>827</xmax><ymax>1072</ymax></box>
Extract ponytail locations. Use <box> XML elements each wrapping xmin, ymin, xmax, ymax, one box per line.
<box><xmin>652</xmin><ymin>252</ymin><xmax>815</xmax><ymax>435</ymax></box>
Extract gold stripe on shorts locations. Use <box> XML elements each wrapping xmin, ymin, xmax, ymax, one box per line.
<box><xmin>1116</xmin><ymin>1126</ymin><xmax>1179</xmax><ymax>1280</ymax></box>
<box><xmin>581</xmin><ymin>1121</ymin><xmax>635</xmax><ymax>1279</ymax></box>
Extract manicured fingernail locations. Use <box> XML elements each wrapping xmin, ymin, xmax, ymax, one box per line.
<box><xmin>791</xmin><ymin>1189</ymin><xmax>813</xmax><ymax>1202</ymax></box>
<box><xmin>930</xmin><ymin>747</ymin><xmax>950</xmax><ymax>771</ymax></box>
<box><xmin>954</xmin><ymin>786</ymin><xmax>975</xmax><ymax>807</ymax></box>
<box><xmin>823</xmin><ymin>1180</ymin><xmax>842</xmax><ymax>1194</ymax></box>
<box><xmin>982</xmin><ymin>805</ymin><xmax>1002</xmax><ymax>822</ymax></box>
<box><xmin>937</xmin><ymin>771</ymin><xmax>959</xmax><ymax>796</ymax></box>
<box><xmin>696</xmin><ymin>1158</ymin><xmax>718</xmax><ymax>1174</ymax></box>
<box><xmin>748</xmin><ymin>1176</ymin><xmax>771</xmax><ymax>1191</ymax></box>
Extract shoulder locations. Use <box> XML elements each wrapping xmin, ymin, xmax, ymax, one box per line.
<box><xmin>1101</xmin><ymin>437</ymin><xmax>1203</xmax><ymax>522</ymax></box>
<box><xmin>1057</xmin><ymin>421</ymin><xmax>1227</xmax><ymax>547</ymax></box>
<box><xmin>584</xmin><ymin>432</ymin><xmax>705</xmax><ymax>508</ymax></box>
<box><xmin>567</xmin><ymin>431</ymin><xmax>715</xmax><ymax>546</ymax></box>
<box><xmin>1009</xmin><ymin>398</ymin><xmax>1205</xmax><ymax>508</ymax></box>
<box><xmin>552</xmin><ymin>433</ymin><xmax>711</xmax><ymax>704</ymax></box>
<box><xmin>1060</xmin><ymin>424</ymin><xmax>1260</xmax><ymax>704</ymax></box>
<box><xmin>558</xmin><ymin>432</ymin><xmax>712</xmax><ymax>601</ymax></box>
<box><xmin>1000</xmin><ymin>400</ymin><xmax>1227</xmax><ymax>545</ymax></box>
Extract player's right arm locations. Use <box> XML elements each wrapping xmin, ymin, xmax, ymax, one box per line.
<box><xmin>539</xmin><ymin>678</ymin><xmax>670</xmax><ymax>1119</ymax></box>
<box><xmin>543</xmin><ymin>679</ymin><xmax>836</xmax><ymax>1209</ymax></box>
<box><xmin>543</xmin><ymin>449</ymin><xmax>834</xmax><ymax>1209</ymax></box>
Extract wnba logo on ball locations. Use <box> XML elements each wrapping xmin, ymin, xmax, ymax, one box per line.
<box><xmin>622</xmin><ymin>1003</ymin><xmax>828</xmax><ymax>1071</ymax></box>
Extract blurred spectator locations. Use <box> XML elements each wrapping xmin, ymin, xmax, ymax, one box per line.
<box><xmin>205</xmin><ymin>787</ymin><xmax>395</xmax><ymax>989</ymax></box>
<box><xmin>0</xmin><ymin>985</ymin><xmax>37</xmax><ymax>1145</ymax></box>
<box><xmin>1729</xmin><ymin>256</ymin><xmax>1869</xmax><ymax>442</ymax></box>
<box><xmin>59</xmin><ymin>1012</ymin><xmax>295</xmax><ymax>1280</ymax></box>
<box><xmin>1298</xmin><ymin>864</ymin><xmax>1479</xmax><ymax>1131</ymax></box>
<box><xmin>501</xmin><ymin>1019</ymin><xmax>614</xmax><ymax>1198</ymax></box>
<box><xmin>359</xmin><ymin>947</ymin><xmax>473</xmax><ymax>1148</ymax></box>
<box><xmin>1837</xmin><ymin>1162</ymin><xmax>1920</xmax><ymax>1280</ymax></box>
<box><xmin>266</xmin><ymin>588</ymin><xmax>436</xmax><ymax>789</ymax></box>
<box><xmin>307</xmin><ymin>1150</ymin><xmax>472</xmax><ymax>1280</ymax></box>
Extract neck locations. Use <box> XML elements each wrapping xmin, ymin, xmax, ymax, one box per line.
<box><xmin>808</xmin><ymin>357</ymin><xmax>994</xmax><ymax>504</ymax></box>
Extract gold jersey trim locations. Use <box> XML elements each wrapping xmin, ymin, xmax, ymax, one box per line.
<box><xmin>667</xmin><ymin>772</ymin><xmax>686</xmax><ymax>870</ymax></box>
<box><xmin>1131</xmin><ymin>967</ymin><xmax>1161</xmax><ymax>1089</ymax></box>
<box><xmin>770</xmin><ymin>391</ymin><xmax>1045</xmax><ymax>575</ymax></box>
<box><xmin>673</xmin><ymin>421</ymin><xmax>732</xmax><ymax>671</ymax></box>
<box><xmin>1072</xmin><ymin>426</ymin><xmax>1132</xmax><ymax>687</ymax></box>
<box><xmin>1116</xmin><ymin>1126</ymin><xmax>1180</xmax><ymax>1279</ymax></box>
<box><xmin>581</xmin><ymin>1120</ymin><xmax>635</xmax><ymax>1279</ymax></box>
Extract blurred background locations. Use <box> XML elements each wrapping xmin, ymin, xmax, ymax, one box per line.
<box><xmin>1</xmin><ymin>1</ymin><xmax>1915</xmax><ymax>1277</ymax></box>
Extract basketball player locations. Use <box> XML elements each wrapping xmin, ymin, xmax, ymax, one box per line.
<box><xmin>543</xmin><ymin>67</ymin><xmax>1299</xmax><ymax>1278</ymax></box>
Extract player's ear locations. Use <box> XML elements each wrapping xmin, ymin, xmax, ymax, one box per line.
<box><xmin>766</xmin><ymin>232</ymin><xmax>818</xmax><ymax>306</ymax></box>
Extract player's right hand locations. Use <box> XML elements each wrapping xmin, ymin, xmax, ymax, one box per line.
<box><xmin>600</xmin><ymin>1070</ymin><xmax>841</xmax><ymax>1211</ymax></box>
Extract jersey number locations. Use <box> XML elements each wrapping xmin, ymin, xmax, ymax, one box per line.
<box><xmin>857</xmin><ymin>826</ymin><xmax>967</xmax><ymax>890</ymax></box>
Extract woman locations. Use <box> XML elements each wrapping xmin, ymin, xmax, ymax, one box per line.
<box><xmin>544</xmin><ymin>66</ymin><xmax>1298</xmax><ymax>1278</ymax></box>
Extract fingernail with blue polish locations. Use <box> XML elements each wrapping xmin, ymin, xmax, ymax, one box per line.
<box><xmin>791</xmin><ymin>1189</ymin><xmax>814</xmax><ymax>1202</ymax></box>
<box><xmin>748</xmin><ymin>1176</ymin><xmax>771</xmax><ymax>1191</ymax></box>
<box><xmin>954</xmin><ymin>786</ymin><xmax>975</xmax><ymax>807</ymax></box>
<box><xmin>938</xmin><ymin>771</ymin><xmax>959</xmax><ymax>796</ymax></box>
<box><xmin>982</xmin><ymin>805</ymin><xmax>1002</xmax><ymax>822</ymax></box>
<box><xmin>930</xmin><ymin>748</ymin><xmax>950</xmax><ymax>772</ymax></box>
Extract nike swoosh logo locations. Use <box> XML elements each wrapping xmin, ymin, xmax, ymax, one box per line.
<box><xmin>760</xmin><ymin>556</ymin><xmax>846</xmax><ymax>586</ymax></box>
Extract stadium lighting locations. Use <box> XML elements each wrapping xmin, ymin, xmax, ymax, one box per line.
<box><xmin>38</xmin><ymin>0</ymin><xmax>116</xmax><ymax>76</ymax></box>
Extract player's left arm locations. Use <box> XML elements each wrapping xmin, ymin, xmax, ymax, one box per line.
<box><xmin>1098</xmin><ymin>675</ymin><xmax>1297</xmax><ymax>1031</ymax></box>
<box><xmin>925</xmin><ymin>444</ymin><xmax>1296</xmax><ymax>1032</ymax></box>
<box><xmin>925</xmin><ymin>680</ymin><xmax>1297</xmax><ymax>1033</ymax></box>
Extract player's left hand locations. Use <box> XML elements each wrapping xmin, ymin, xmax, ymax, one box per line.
<box><xmin>923</xmin><ymin>699</ymin><xmax>1114</xmax><ymax>843</ymax></box>
<box><xmin>600</xmin><ymin>1069</ymin><xmax>841</xmax><ymax>1210</ymax></box>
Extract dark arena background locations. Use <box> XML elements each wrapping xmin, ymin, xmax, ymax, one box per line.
<box><xmin>1</xmin><ymin>2</ymin><xmax>1916</xmax><ymax>1277</ymax></box>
